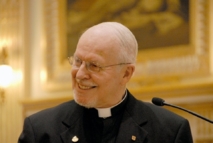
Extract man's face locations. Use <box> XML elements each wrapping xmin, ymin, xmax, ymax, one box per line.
<box><xmin>71</xmin><ymin>27</ymin><xmax>127</xmax><ymax>108</ymax></box>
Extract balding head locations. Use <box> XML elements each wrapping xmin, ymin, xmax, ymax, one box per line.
<box><xmin>78</xmin><ymin>22</ymin><xmax>138</xmax><ymax>63</ymax></box>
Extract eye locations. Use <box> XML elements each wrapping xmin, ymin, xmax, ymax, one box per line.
<box><xmin>88</xmin><ymin>62</ymin><xmax>100</xmax><ymax>72</ymax></box>
<box><xmin>74</xmin><ymin>57</ymin><xmax>82</xmax><ymax>66</ymax></box>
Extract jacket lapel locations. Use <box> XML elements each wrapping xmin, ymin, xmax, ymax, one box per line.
<box><xmin>116</xmin><ymin>91</ymin><xmax>149</xmax><ymax>143</ymax></box>
<box><xmin>60</xmin><ymin>122</ymin><xmax>87</xmax><ymax>143</ymax></box>
<box><xmin>60</xmin><ymin>103</ymin><xmax>87</xmax><ymax>143</ymax></box>
<box><xmin>115</xmin><ymin>108</ymin><xmax>148</xmax><ymax>143</ymax></box>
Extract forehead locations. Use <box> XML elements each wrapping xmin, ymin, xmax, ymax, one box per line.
<box><xmin>75</xmin><ymin>25</ymin><xmax>121</xmax><ymax>61</ymax></box>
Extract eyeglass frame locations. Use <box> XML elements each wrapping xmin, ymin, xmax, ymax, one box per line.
<box><xmin>67</xmin><ymin>56</ymin><xmax>132</xmax><ymax>72</ymax></box>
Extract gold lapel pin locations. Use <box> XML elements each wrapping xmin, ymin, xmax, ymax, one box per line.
<box><xmin>131</xmin><ymin>135</ymin><xmax>136</xmax><ymax>141</ymax></box>
<box><xmin>72</xmin><ymin>136</ymin><xmax>79</xmax><ymax>142</ymax></box>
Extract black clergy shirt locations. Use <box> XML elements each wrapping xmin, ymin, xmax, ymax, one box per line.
<box><xmin>83</xmin><ymin>94</ymin><xmax>128</xmax><ymax>143</ymax></box>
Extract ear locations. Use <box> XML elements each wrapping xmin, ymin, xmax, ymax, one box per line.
<box><xmin>121</xmin><ymin>64</ymin><xmax>135</xmax><ymax>84</ymax></box>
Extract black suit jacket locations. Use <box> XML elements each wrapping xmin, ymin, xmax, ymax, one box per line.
<box><xmin>18</xmin><ymin>91</ymin><xmax>193</xmax><ymax>143</ymax></box>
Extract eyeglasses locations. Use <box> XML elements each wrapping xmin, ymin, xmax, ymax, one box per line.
<box><xmin>68</xmin><ymin>56</ymin><xmax>131</xmax><ymax>72</ymax></box>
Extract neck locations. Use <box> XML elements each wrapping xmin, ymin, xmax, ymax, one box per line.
<box><xmin>95</xmin><ymin>90</ymin><xmax>127</xmax><ymax>118</ymax></box>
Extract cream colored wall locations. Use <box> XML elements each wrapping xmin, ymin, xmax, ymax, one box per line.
<box><xmin>0</xmin><ymin>0</ymin><xmax>44</xmax><ymax>142</ymax></box>
<box><xmin>0</xmin><ymin>0</ymin><xmax>24</xmax><ymax>143</ymax></box>
<box><xmin>0</xmin><ymin>0</ymin><xmax>213</xmax><ymax>143</ymax></box>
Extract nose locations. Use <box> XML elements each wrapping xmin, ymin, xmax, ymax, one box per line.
<box><xmin>75</xmin><ymin>62</ymin><xmax>90</xmax><ymax>79</ymax></box>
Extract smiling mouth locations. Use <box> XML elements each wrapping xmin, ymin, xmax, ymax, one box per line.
<box><xmin>78</xmin><ymin>83</ymin><xmax>96</xmax><ymax>90</ymax></box>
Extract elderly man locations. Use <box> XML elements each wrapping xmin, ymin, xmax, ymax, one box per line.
<box><xmin>19</xmin><ymin>22</ymin><xmax>193</xmax><ymax>143</ymax></box>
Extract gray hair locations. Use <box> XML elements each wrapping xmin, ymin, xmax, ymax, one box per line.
<box><xmin>95</xmin><ymin>22</ymin><xmax>138</xmax><ymax>63</ymax></box>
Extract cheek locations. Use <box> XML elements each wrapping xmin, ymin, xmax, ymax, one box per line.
<box><xmin>71</xmin><ymin>69</ymin><xmax>77</xmax><ymax>85</ymax></box>
<box><xmin>71</xmin><ymin>69</ymin><xmax>77</xmax><ymax>78</ymax></box>
<box><xmin>98</xmin><ymin>75</ymin><xmax>118</xmax><ymax>90</ymax></box>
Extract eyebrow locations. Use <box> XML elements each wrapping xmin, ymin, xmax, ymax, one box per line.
<box><xmin>75</xmin><ymin>55</ymin><xmax>101</xmax><ymax>65</ymax></box>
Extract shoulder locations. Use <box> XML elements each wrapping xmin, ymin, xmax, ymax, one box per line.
<box><xmin>126</xmin><ymin>92</ymin><xmax>193</xmax><ymax>142</ymax></box>
<box><xmin>126</xmin><ymin>92</ymin><xmax>187</xmax><ymax>124</ymax></box>
<box><xmin>27</xmin><ymin>100</ymin><xmax>77</xmax><ymax>123</ymax></box>
<box><xmin>143</xmin><ymin>101</ymin><xmax>185</xmax><ymax>122</ymax></box>
<box><xmin>19</xmin><ymin>100</ymin><xmax>81</xmax><ymax>142</ymax></box>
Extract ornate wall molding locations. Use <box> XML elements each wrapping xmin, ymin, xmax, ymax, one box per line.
<box><xmin>128</xmin><ymin>0</ymin><xmax>211</xmax><ymax>94</ymax></box>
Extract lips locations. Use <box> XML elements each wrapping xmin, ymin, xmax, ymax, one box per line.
<box><xmin>78</xmin><ymin>83</ymin><xmax>96</xmax><ymax>90</ymax></box>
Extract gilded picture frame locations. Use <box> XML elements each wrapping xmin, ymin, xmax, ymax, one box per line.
<box><xmin>42</xmin><ymin>0</ymin><xmax>211</xmax><ymax>98</ymax></box>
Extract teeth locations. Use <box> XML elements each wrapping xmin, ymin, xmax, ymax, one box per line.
<box><xmin>78</xmin><ymin>84</ymin><xmax>92</xmax><ymax>89</ymax></box>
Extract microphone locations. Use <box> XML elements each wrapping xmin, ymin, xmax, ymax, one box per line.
<box><xmin>152</xmin><ymin>97</ymin><xmax>213</xmax><ymax>124</ymax></box>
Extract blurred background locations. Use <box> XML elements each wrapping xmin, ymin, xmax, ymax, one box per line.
<box><xmin>0</xmin><ymin>0</ymin><xmax>213</xmax><ymax>142</ymax></box>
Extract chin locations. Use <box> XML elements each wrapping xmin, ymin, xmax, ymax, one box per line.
<box><xmin>75</xmin><ymin>99</ymin><xmax>96</xmax><ymax>108</ymax></box>
<box><xmin>73</xmin><ymin>92</ymin><xmax>97</xmax><ymax>108</ymax></box>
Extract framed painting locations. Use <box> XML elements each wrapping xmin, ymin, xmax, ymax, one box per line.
<box><xmin>41</xmin><ymin>0</ymin><xmax>211</xmax><ymax>97</ymax></box>
<box><xmin>66</xmin><ymin>0</ymin><xmax>190</xmax><ymax>55</ymax></box>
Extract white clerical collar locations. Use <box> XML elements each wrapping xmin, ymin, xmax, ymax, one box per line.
<box><xmin>95</xmin><ymin>90</ymin><xmax>127</xmax><ymax>118</ymax></box>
